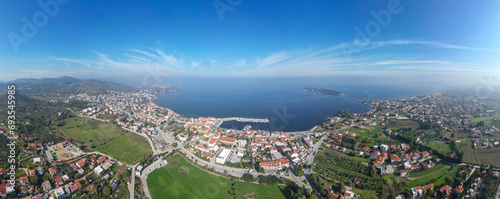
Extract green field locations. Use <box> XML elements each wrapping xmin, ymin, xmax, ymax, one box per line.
<box><xmin>55</xmin><ymin>117</ymin><xmax>152</xmax><ymax>164</ymax></box>
<box><xmin>405</xmin><ymin>166</ymin><xmax>450</xmax><ymax>189</ymax></box>
<box><xmin>96</xmin><ymin>133</ymin><xmax>152</xmax><ymax>164</ymax></box>
<box><xmin>433</xmin><ymin>166</ymin><xmax>460</xmax><ymax>186</ymax></box>
<box><xmin>352</xmin><ymin>187</ymin><xmax>378</xmax><ymax>199</ymax></box>
<box><xmin>147</xmin><ymin>154</ymin><xmax>286</xmax><ymax>199</ymax></box>
<box><xmin>426</xmin><ymin>140</ymin><xmax>452</xmax><ymax>155</ymax></box>
<box><xmin>408</xmin><ymin>164</ymin><xmax>446</xmax><ymax>178</ymax></box>
<box><xmin>470</xmin><ymin>111</ymin><xmax>500</xmax><ymax>124</ymax></box>
<box><xmin>342</xmin><ymin>126</ymin><xmax>400</xmax><ymax>146</ymax></box>
<box><xmin>456</xmin><ymin>138</ymin><xmax>478</xmax><ymax>164</ymax></box>
<box><xmin>320</xmin><ymin>146</ymin><xmax>371</xmax><ymax>163</ymax></box>
<box><xmin>55</xmin><ymin>117</ymin><xmax>124</xmax><ymax>145</ymax></box>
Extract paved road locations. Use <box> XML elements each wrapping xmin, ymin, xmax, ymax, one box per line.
<box><xmin>156</xmin><ymin>128</ymin><xmax>312</xmax><ymax>189</ymax></box>
<box><xmin>305</xmin><ymin>123</ymin><xmax>365</xmax><ymax>165</ymax></box>
<box><xmin>129</xmin><ymin>163</ymin><xmax>139</xmax><ymax>199</ymax></box>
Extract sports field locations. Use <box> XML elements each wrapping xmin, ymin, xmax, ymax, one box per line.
<box><xmin>147</xmin><ymin>154</ymin><xmax>286</xmax><ymax>199</ymax></box>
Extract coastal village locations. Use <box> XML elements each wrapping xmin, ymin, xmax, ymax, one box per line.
<box><xmin>1</xmin><ymin>88</ymin><xmax>500</xmax><ymax>199</ymax></box>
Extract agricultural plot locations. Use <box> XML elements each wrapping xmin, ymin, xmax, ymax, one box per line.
<box><xmin>320</xmin><ymin>146</ymin><xmax>371</xmax><ymax>163</ymax></box>
<box><xmin>426</xmin><ymin>140</ymin><xmax>452</xmax><ymax>155</ymax></box>
<box><xmin>456</xmin><ymin>138</ymin><xmax>478</xmax><ymax>164</ymax></box>
<box><xmin>404</xmin><ymin>166</ymin><xmax>451</xmax><ymax>189</ymax></box>
<box><xmin>408</xmin><ymin>164</ymin><xmax>447</xmax><ymax>178</ymax></box>
<box><xmin>315</xmin><ymin>147</ymin><xmax>382</xmax><ymax>190</ymax></box>
<box><xmin>476</xmin><ymin>148</ymin><xmax>500</xmax><ymax>167</ymax></box>
<box><xmin>147</xmin><ymin>154</ymin><xmax>286</xmax><ymax>199</ymax></box>
<box><xmin>386</xmin><ymin>119</ymin><xmax>420</xmax><ymax>131</ymax></box>
<box><xmin>433</xmin><ymin>166</ymin><xmax>460</xmax><ymax>186</ymax></box>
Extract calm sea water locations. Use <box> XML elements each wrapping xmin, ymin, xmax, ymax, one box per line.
<box><xmin>153</xmin><ymin>78</ymin><xmax>442</xmax><ymax>131</ymax></box>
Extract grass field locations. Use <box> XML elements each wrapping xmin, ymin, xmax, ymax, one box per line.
<box><xmin>55</xmin><ymin>117</ymin><xmax>151</xmax><ymax>164</ymax></box>
<box><xmin>147</xmin><ymin>154</ymin><xmax>286</xmax><ymax>199</ymax></box>
<box><xmin>352</xmin><ymin>187</ymin><xmax>378</xmax><ymax>199</ymax></box>
<box><xmin>409</xmin><ymin>164</ymin><xmax>446</xmax><ymax>178</ymax></box>
<box><xmin>96</xmin><ymin>133</ymin><xmax>152</xmax><ymax>164</ymax></box>
<box><xmin>55</xmin><ymin>117</ymin><xmax>123</xmax><ymax>145</ymax></box>
<box><xmin>476</xmin><ymin>148</ymin><xmax>500</xmax><ymax>167</ymax></box>
<box><xmin>456</xmin><ymin>138</ymin><xmax>478</xmax><ymax>164</ymax></box>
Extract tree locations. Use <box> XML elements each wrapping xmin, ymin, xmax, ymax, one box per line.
<box><xmin>266</xmin><ymin>175</ymin><xmax>280</xmax><ymax>186</ymax></box>
<box><xmin>103</xmin><ymin>186</ymin><xmax>111</xmax><ymax>196</ymax></box>
<box><xmin>243</xmin><ymin>174</ymin><xmax>254</xmax><ymax>182</ymax></box>
<box><xmin>259</xmin><ymin>176</ymin><xmax>267</xmax><ymax>184</ymax></box>
<box><xmin>445</xmin><ymin>176</ymin><xmax>453</xmax><ymax>185</ymax></box>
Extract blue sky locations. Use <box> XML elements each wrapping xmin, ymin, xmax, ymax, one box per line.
<box><xmin>1</xmin><ymin>0</ymin><xmax>499</xmax><ymax>84</ymax></box>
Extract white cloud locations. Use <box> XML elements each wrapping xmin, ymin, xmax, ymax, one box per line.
<box><xmin>41</xmin><ymin>39</ymin><xmax>492</xmax><ymax>80</ymax></box>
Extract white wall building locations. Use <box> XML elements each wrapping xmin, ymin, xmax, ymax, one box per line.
<box><xmin>216</xmin><ymin>148</ymin><xmax>232</xmax><ymax>164</ymax></box>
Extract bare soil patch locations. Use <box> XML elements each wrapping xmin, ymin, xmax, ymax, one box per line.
<box><xmin>178</xmin><ymin>166</ymin><xmax>190</xmax><ymax>174</ymax></box>
<box><xmin>168</xmin><ymin>159</ymin><xmax>179</xmax><ymax>168</ymax></box>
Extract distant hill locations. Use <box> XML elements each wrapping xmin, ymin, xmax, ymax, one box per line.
<box><xmin>0</xmin><ymin>76</ymin><xmax>136</xmax><ymax>97</ymax></box>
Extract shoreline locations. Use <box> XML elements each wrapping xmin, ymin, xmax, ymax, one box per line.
<box><xmin>148</xmin><ymin>88</ymin><xmax>440</xmax><ymax>133</ymax></box>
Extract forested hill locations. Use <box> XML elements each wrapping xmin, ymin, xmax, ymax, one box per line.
<box><xmin>0</xmin><ymin>76</ymin><xmax>136</xmax><ymax>97</ymax></box>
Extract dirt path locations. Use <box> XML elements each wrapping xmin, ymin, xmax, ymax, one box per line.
<box><xmin>407</xmin><ymin>165</ymin><xmax>450</xmax><ymax>180</ymax></box>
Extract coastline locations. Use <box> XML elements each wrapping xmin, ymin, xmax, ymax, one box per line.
<box><xmin>148</xmin><ymin>88</ymin><xmax>440</xmax><ymax>132</ymax></box>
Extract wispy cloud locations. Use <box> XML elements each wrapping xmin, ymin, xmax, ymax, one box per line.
<box><xmin>43</xmin><ymin>39</ymin><xmax>492</xmax><ymax>79</ymax></box>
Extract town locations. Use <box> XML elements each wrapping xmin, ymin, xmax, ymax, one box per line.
<box><xmin>1</xmin><ymin>88</ymin><xmax>500</xmax><ymax>199</ymax></box>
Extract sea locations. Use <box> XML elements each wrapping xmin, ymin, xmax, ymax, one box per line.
<box><xmin>153</xmin><ymin>77</ymin><xmax>443</xmax><ymax>132</ymax></box>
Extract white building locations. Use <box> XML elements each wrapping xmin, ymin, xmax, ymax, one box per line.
<box><xmin>404</xmin><ymin>162</ymin><xmax>412</xmax><ymax>170</ymax></box>
<box><xmin>216</xmin><ymin>148</ymin><xmax>232</xmax><ymax>164</ymax></box>
<box><xmin>94</xmin><ymin>166</ymin><xmax>104</xmax><ymax>175</ymax></box>
<box><xmin>54</xmin><ymin>187</ymin><xmax>66</xmax><ymax>199</ymax></box>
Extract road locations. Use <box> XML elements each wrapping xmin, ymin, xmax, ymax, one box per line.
<box><xmin>140</xmin><ymin>158</ymin><xmax>167</xmax><ymax>199</ymax></box>
<box><xmin>122</xmin><ymin>127</ymin><xmax>161</xmax><ymax>155</ymax></box>
<box><xmin>137</xmin><ymin>122</ymin><xmax>368</xmax><ymax>198</ymax></box>
<box><xmin>156</xmin><ymin>128</ymin><xmax>311</xmax><ymax>188</ymax></box>
<box><xmin>129</xmin><ymin>163</ymin><xmax>139</xmax><ymax>199</ymax></box>
<box><xmin>305</xmin><ymin>123</ymin><xmax>364</xmax><ymax>165</ymax></box>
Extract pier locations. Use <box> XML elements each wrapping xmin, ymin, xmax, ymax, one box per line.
<box><xmin>218</xmin><ymin>117</ymin><xmax>269</xmax><ymax>123</ymax></box>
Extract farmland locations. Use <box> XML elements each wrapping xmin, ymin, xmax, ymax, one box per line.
<box><xmin>408</xmin><ymin>164</ymin><xmax>447</xmax><ymax>178</ymax></box>
<box><xmin>314</xmin><ymin>147</ymin><xmax>383</xmax><ymax>190</ymax></box>
<box><xmin>456</xmin><ymin>138</ymin><xmax>479</xmax><ymax>164</ymax></box>
<box><xmin>147</xmin><ymin>154</ymin><xmax>286</xmax><ymax>199</ymax></box>
<box><xmin>426</xmin><ymin>140</ymin><xmax>452</xmax><ymax>155</ymax></box>
<box><xmin>476</xmin><ymin>148</ymin><xmax>500</xmax><ymax>167</ymax></box>
<box><xmin>404</xmin><ymin>166</ymin><xmax>451</xmax><ymax>189</ymax></box>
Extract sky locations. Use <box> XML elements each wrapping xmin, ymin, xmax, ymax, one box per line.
<box><xmin>1</xmin><ymin>0</ymin><xmax>499</xmax><ymax>86</ymax></box>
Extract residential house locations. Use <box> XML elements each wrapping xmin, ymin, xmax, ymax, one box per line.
<box><xmin>412</xmin><ymin>186</ymin><xmax>423</xmax><ymax>198</ymax></box>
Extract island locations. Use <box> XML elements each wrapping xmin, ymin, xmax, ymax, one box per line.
<box><xmin>304</xmin><ymin>87</ymin><xmax>342</xmax><ymax>96</ymax></box>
